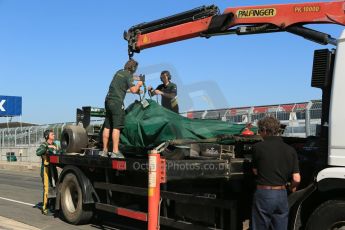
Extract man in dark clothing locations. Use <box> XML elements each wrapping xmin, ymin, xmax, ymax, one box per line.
<box><xmin>252</xmin><ymin>116</ymin><xmax>300</xmax><ymax>230</ymax></box>
<box><xmin>148</xmin><ymin>70</ymin><xmax>179</xmax><ymax>113</ymax></box>
<box><xmin>101</xmin><ymin>59</ymin><xmax>143</xmax><ymax>158</ymax></box>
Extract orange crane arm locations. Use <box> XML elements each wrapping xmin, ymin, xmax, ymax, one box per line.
<box><xmin>124</xmin><ymin>1</ymin><xmax>345</xmax><ymax>56</ymax></box>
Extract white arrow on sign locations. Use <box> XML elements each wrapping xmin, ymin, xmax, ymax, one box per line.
<box><xmin>0</xmin><ymin>100</ymin><xmax>6</xmax><ymax>112</ymax></box>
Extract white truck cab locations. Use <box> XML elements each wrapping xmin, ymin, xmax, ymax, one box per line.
<box><xmin>290</xmin><ymin>30</ymin><xmax>345</xmax><ymax>230</ymax></box>
<box><xmin>329</xmin><ymin>30</ymin><xmax>345</xmax><ymax>166</ymax></box>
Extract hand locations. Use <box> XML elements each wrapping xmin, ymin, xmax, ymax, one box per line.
<box><xmin>147</xmin><ymin>86</ymin><xmax>153</xmax><ymax>91</ymax></box>
<box><xmin>154</xmin><ymin>90</ymin><xmax>163</xmax><ymax>95</ymax></box>
<box><xmin>48</xmin><ymin>145</ymin><xmax>56</xmax><ymax>149</ymax></box>
<box><xmin>286</xmin><ymin>182</ymin><xmax>295</xmax><ymax>193</ymax></box>
<box><xmin>137</xmin><ymin>81</ymin><xmax>143</xmax><ymax>87</ymax></box>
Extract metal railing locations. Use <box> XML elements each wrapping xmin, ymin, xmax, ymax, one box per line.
<box><xmin>181</xmin><ymin>100</ymin><xmax>322</xmax><ymax>137</ymax></box>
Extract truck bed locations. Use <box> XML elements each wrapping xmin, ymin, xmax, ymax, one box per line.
<box><xmin>49</xmin><ymin>153</ymin><xmax>250</xmax><ymax>181</ymax></box>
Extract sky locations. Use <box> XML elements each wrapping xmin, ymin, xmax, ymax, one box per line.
<box><xmin>0</xmin><ymin>0</ymin><xmax>343</xmax><ymax>124</ymax></box>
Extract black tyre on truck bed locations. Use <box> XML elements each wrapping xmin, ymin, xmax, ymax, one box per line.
<box><xmin>61</xmin><ymin>125</ymin><xmax>88</xmax><ymax>153</ymax></box>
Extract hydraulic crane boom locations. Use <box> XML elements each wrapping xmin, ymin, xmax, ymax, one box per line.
<box><xmin>124</xmin><ymin>1</ymin><xmax>345</xmax><ymax>56</ymax></box>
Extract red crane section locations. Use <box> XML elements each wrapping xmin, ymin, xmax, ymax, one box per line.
<box><xmin>125</xmin><ymin>1</ymin><xmax>345</xmax><ymax>55</ymax></box>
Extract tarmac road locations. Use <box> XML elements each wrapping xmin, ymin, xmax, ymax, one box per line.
<box><xmin>0</xmin><ymin>169</ymin><xmax>144</xmax><ymax>230</ymax></box>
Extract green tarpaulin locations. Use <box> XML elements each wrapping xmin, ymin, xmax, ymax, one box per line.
<box><xmin>121</xmin><ymin>100</ymin><xmax>250</xmax><ymax>148</ymax></box>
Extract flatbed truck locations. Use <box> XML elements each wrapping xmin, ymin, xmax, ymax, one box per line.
<box><xmin>49</xmin><ymin>1</ymin><xmax>345</xmax><ymax>229</ymax></box>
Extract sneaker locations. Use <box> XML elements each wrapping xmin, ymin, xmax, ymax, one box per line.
<box><xmin>99</xmin><ymin>151</ymin><xmax>109</xmax><ymax>158</ymax></box>
<box><xmin>42</xmin><ymin>209</ymin><xmax>54</xmax><ymax>216</ymax></box>
<box><xmin>109</xmin><ymin>152</ymin><xmax>125</xmax><ymax>159</ymax></box>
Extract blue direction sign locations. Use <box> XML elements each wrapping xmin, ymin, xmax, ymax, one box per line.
<box><xmin>0</xmin><ymin>95</ymin><xmax>22</xmax><ymax>117</ymax></box>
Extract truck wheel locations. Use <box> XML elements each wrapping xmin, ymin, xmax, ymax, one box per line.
<box><xmin>60</xmin><ymin>173</ymin><xmax>93</xmax><ymax>224</ymax></box>
<box><xmin>306</xmin><ymin>200</ymin><xmax>345</xmax><ymax>230</ymax></box>
<box><xmin>61</xmin><ymin>125</ymin><xmax>88</xmax><ymax>153</ymax></box>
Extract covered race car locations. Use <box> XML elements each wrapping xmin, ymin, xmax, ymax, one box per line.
<box><xmin>119</xmin><ymin>100</ymin><xmax>258</xmax><ymax>159</ymax></box>
<box><xmin>121</xmin><ymin>100</ymin><xmax>249</xmax><ymax>147</ymax></box>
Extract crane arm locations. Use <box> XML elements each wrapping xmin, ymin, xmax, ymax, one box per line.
<box><xmin>124</xmin><ymin>1</ymin><xmax>345</xmax><ymax>56</ymax></box>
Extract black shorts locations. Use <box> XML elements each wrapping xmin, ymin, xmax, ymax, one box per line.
<box><xmin>104</xmin><ymin>100</ymin><xmax>125</xmax><ymax>129</ymax></box>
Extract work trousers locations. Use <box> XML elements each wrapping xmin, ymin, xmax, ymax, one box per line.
<box><xmin>251</xmin><ymin>189</ymin><xmax>289</xmax><ymax>230</ymax></box>
<box><xmin>41</xmin><ymin>165</ymin><xmax>58</xmax><ymax>211</ymax></box>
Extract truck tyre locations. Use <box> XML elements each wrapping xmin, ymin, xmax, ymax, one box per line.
<box><xmin>306</xmin><ymin>200</ymin><xmax>345</xmax><ymax>230</ymax></box>
<box><xmin>60</xmin><ymin>173</ymin><xmax>93</xmax><ymax>224</ymax></box>
<box><xmin>61</xmin><ymin>125</ymin><xmax>88</xmax><ymax>153</ymax></box>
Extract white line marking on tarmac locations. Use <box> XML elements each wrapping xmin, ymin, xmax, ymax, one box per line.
<box><xmin>0</xmin><ymin>196</ymin><xmax>35</xmax><ymax>207</ymax></box>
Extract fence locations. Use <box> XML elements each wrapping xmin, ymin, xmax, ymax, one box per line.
<box><xmin>0</xmin><ymin>123</ymin><xmax>77</xmax><ymax>148</ymax></box>
<box><xmin>181</xmin><ymin>100</ymin><xmax>322</xmax><ymax>137</ymax></box>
